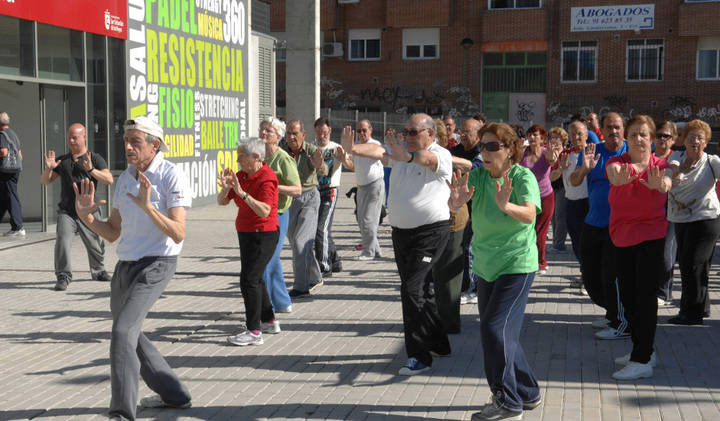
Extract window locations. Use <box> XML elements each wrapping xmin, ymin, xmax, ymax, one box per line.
<box><xmin>697</xmin><ymin>37</ymin><xmax>720</xmax><ymax>80</ymax></box>
<box><xmin>626</xmin><ymin>39</ymin><xmax>664</xmax><ymax>81</ymax></box>
<box><xmin>402</xmin><ymin>28</ymin><xmax>439</xmax><ymax>60</ymax></box>
<box><xmin>483</xmin><ymin>51</ymin><xmax>546</xmax><ymax>92</ymax></box>
<box><xmin>489</xmin><ymin>0</ymin><xmax>541</xmax><ymax>9</ymax></box>
<box><xmin>348</xmin><ymin>29</ymin><xmax>381</xmax><ymax>61</ymax></box>
<box><xmin>37</xmin><ymin>23</ymin><xmax>84</xmax><ymax>81</ymax></box>
<box><xmin>561</xmin><ymin>41</ymin><xmax>597</xmax><ymax>82</ymax></box>
<box><xmin>0</xmin><ymin>16</ymin><xmax>34</xmax><ymax>77</ymax></box>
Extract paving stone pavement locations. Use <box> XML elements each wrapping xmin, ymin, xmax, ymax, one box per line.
<box><xmin>1</xmin><ymin>176</ymin><xmax>720</xmax><ymax>420</ymax></box>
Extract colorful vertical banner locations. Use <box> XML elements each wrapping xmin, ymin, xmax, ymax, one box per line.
<box><xmin>126</xmin><ymin>0</ymin><xmax>249</xmax><ymax>203</ymax></box>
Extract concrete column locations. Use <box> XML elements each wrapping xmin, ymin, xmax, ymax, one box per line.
<box><xmin>285</xmin><ymin>0</ymin><xmax>320</xmax><ymax>131</ymax></box>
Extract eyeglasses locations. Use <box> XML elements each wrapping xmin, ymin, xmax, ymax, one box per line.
<box><xmin>656</xmin><ymin>133</ymin><xmax>672</xmax><ymax>140</ymax></box>
<box><xmin>479</xmin><ymin>141</ymin><xmax>505</xmax><ymax>152</ymax></box>
<box><xmin>402</xmin><ymin>128</ymin><xmax>428</xmax><ymax>137</ymax></box>
<box><xmin>687</xmin><ymin>134</ymin><xmax>706</xmax><ymax>142</ymax></box>
<box><xmin>357</xmin><ymin>128</ymin><xmax>369</xmax><ymax>133</ymax></box>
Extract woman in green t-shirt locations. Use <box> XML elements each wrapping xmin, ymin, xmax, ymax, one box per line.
<box><xmin>450</xmin><ymin>122</ymin><xmax>542</xmax><ymax>421</ymax></box>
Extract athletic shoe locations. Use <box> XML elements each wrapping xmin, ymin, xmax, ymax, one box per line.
<box><xmin>321</xmin><ymin>270</ymin><xmax>333</xmax><ymax>278</ymax></box>
<box><xmin>54</xmin><ymin>275</ymin><xmax>70</xmax><ymax>291</ymax></box>
<box><xmin>288</xmin><ymin>289</ymin><xmax>310</xmax><ymax>298</ymax></box>
<box><xmin>550</xmin><ymin>247</ymin><xmax>567</xmax><ymax>254</ymax></box>
<box><xmin>612</xmin><ymin>361</ymin><xmax>653</xmax><ymax>380</ymax></box>
<box><xmin>332</xmin><ymin>261</ymin><xmax>343</xmax><ymax>272</ymax></box>
<box><xmin>615</xmin><ymin>351</ymin><xmax>657</xmax><ymax>367</ymax></box>
<box><xmin>668</xmin><ymin>314</ymin><xmax>703</xmax><ymax>325</ymax></box>
<box><xmin>227</xmin><ymin>330</ymin><xmax>263</xmax><ymax>346</ymax></box>
<box><xmin>595</xmin><ymin>327</ymin><xmax>630</xmax><ymax>340</ymax></box>
<box><xmin>354</xmin><ymin>244</ymin><xmax>364</xmax><ymax>251</ymax></box>
<box><xmin>276</xmin><ymin>305</ymin><xmax>292</xmax><ymax>313</ymax></box>
<box><xmin>398</xmin><ymin>357</ymin><xmax>430</xmax><ymax>376</ymax></box>
<box><xmin>570</xmin><ymin>278</ymin><xmax>583</xmax><ymax>288</ymax></box>
<box><xmin>657</xmin><ymin>297</ymin><xmax>671</xmax><ymax>306</ymax></box>
<box><xmin>430</xmin><ymin>350</ymin><xmax>451</xmax><ymax>358</ymax></box>
<box><xmin>471</xmin><ymin>398</ymin><xmax>522</xmax><ymax>421</ymax></box>
<box><xmin>536</xmin><ymin>269</ymin><xmax>547</xmax><ymax>275</ymax></box>
<box><xmin>309</xmin><ymin>281</ymin><xmax>323</xmax><ymax>292</ymax></box>
<box><xmin>261</xmin><ymin>320</ymin><xmax>281</xmax><ymax>334</ymax></box>
<box><xmin>356</xmin><ymin>254</ymin><xmax>375</xmax><ymax>261</ymax></box>
<box><xmin>92</xmin><ymin>271</ymin><xmax>112</xmax><ymax>282</ymax></box>
<box><xmin>461</xmin><ymin>292</ymin><xmax>478</xmax><ymax>305</ymax></box>
<box><xmin>4</xmin><ymin>228</ymin><xmax>25</xmax><ymax>237</ymax></box>
<box><xmin>139</xmin><ymin>395</ymin><xmax>191</xmax><ymax>409</ymax></box>
<box><xmin>591</xmin><ymin>318</ymin><xmax>609</xmax><ymax>329</ymax></box>
<box><xmin>523</xmin><ymin>395</ymin><xmax>542</xmax><ymax>410</ymax></box>
<box><xmin>580</xmin><ymin>286</ymin><xmax>589</xmax><ymax>296</ymax></box>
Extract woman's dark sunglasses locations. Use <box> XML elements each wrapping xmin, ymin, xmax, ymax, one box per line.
<box><xmin>656</xmin><ymin>133</ymin><xmax>672</xmax><ymax>140</ymax></box>
<box><xmin>479</xmin><ymin>141</ymin><xmax>504</xmax><ymax>152</ymax></box>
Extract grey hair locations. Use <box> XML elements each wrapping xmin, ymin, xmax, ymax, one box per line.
<box><xmin>262</xmin><ymin>116</ymin><xmax>286</xmax><ymax>138</ymax></box>
<box><xmin>238</xmin><ymin>137</ymin><xmax>266</xmax><ymax>160</ymax></box>
<box><xmin>145</xmin><ymin>133</ymin><xmax>161</xmax><ymax>145</ymax></box>
<box><xmin>0</xmin><ymin>112</ymin><xmax>9</xmax><ymax>126</ymax></box>
<box><xmin>357</xmin><ymin>119</ymin><xmax>372</xmax><ymax>130</ymax></box>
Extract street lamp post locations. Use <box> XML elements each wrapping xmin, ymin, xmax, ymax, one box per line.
<box><xmin>461</xmin><ymin>37</ymin><xmax>474</xmax><ymax>88</ymax></box>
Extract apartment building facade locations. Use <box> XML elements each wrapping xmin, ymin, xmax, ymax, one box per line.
<box><xmin>271</xmin><ymin>0</ymin><xmax>720</xmax><ymax>129</ymax></box>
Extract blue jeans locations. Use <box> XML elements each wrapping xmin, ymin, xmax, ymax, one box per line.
<box><xmin>477</xmin><ymin>272</ymin><xmax>539</xmax><ymax>412</ymax></box>
<box><xmin>263</xmin><ymin>211</ymin><xmax>292</xmax><ymax>311</ymax></box>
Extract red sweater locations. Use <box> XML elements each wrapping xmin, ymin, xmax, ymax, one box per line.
<box><xmin>228</xmin><ymin>163</ymin><xmax>279</xmax><ymax>232</ymax></box>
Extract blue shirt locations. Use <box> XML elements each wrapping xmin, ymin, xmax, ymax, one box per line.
<box><xmin>581</xmin><ymin>142</ymin><xmax>627</xmax><ymax>227</ymax></box>
<box><xmin>587</xmin><ymin>130</ymin><xmax>600</xmax><ymax>145</ymax></box>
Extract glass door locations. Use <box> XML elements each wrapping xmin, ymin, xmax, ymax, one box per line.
<box><xmin>40</xmin><ymin>86</ymin><xmax>69</xmax><ymax>230</ymax></box>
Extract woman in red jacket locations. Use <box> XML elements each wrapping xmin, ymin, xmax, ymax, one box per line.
<box><xmin>218</xmin><ymin>137</ymin><xmax>280</xmax><ymax>347</ymax></box>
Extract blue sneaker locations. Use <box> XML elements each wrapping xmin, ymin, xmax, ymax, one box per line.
<box><xmin>398</xmin><ymin>357</ymin><xmax>430</xmax><ymax>376</ymax></box>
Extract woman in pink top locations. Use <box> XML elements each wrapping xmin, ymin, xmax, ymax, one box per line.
<box><xmin>520</xmin><ymin>125</ymin><xmax>560</xmax><ymax>274</ymax></box>
<box><xmin>606</xmin><ymin>115</ymin><xmax>671</xmax><ymax>381</ymax></box>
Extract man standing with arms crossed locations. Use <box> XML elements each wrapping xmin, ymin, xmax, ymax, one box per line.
<box><xmin>41</xmin><ymin>123</ymin><xmax>114</xmax><ymax>291</ymax></box>
<box><xmin>74</xmin><ymin>116</ymin><xmax>192</xmax><ymax>420</ymax></box>
<box><xmin>342</xmin><ymin>113</ymin><xmax>452</xmax><ymax>375</ymax></box>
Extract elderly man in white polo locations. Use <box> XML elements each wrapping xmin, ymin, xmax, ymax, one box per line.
<box><xmin>74</xmin><ymin>116</ymin><xmax>192</xmax><ymax>420</ymax></box>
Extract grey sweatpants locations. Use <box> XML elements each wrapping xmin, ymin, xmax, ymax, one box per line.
<box><xmin>357</xmin><ymin>178</ymin><xmax>384</xmax><ymax>257</ymax></box>
<box><xmin>54</xmin><ymin>210</ymin><xmax>105</xmax><ymax>279</ymax></box>
<box><xmin>287</xmin><ymin>188</ymin><xmax>322</xmax><ymax>292</ymax></box>
<box><xmin>108</xmin><ymin>256</ymin><xmax>191</xmax><ymax>421</ymax></box>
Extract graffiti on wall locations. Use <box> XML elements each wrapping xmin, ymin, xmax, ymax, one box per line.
<box><xmin>547</xmin><ymin>95</ymin><xmax>719</xmax><ymax>127</ymax></box>
<box><xmin>509</xmin><ymin>93</ymin><xmax>546</xmax><ymax>127</ymax></box>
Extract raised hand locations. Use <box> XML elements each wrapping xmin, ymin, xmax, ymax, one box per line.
<box><xmin>448</xmin><ymin>169</ymin><xmax>475</xmax><ymax>207</ymax></box>
<box><xmin>311</xmin><ymin>147</ymin><xmax>325</xmax><ymax>169</ymax></box>
<box><xmin>385</xmin><ymin>130</ymin><xmax>410</xmax><ymax>162</ymax></box>
<box><xmin>544</xmin><ymin>145</ymin><xmax>560</xmax><ymax>165</ymax></box>
<box><xmin>44</xmin><ymin>150</ymin><xmax>59</xmax><ymax>170</ymax></box>
<box><xmin>609</xmin><ymin>163</ymin><xmax>637</xmax><ymax>186</ymax></box>
<box><xmin>340</xmin><ymin>126</ymin><xmax>355</xmax><ymax>153</ymax></box>
<box><xmin>81</xmin><ymin>151</ymin><xmax>93</xmax><ymax>171</ymax></box>
<box><xmin>127</xmin><ymin>171</ymin><xmax>153</xmax><ymax>211</ymax></box>
<box><xmin>73</xmin><ymin>178</ymin><xmax>105</xmax><ymax>219</ymax></box>
<box><xmin>639</xmin><ymin>165</ymin><xmax>666</xmax><ymax>191</ymax></box>
<box><xmin>558</xmin><ymin>152</ymin><xmax>571</xmax><ymax>171</ymax></box>
<box><xmin>336</xmin><ymin>145</ymin><xmax>349</xmax><ymax>165</ymax></box>
<box><xmin>495</xmin><ymin>173</ymin><xmax>514</xmax><ymax>212</ymax></box>
<box><xmin>581</xmin><ymin>143</ymin><xmax>600</xmax><ymax>171</ymax></box>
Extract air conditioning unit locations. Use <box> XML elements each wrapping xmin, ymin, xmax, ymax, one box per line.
<box><xmin>338</xmin><ymin>0</ymin><xmax>359</xmax><ymax>4</ymax></box>
<box><xmin>322</xmin><ymin>42</ymin><xmax>344</xmax><ymax>57</ymax></box>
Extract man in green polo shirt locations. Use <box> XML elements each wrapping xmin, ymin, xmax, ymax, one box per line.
<box><xmin>282</xmin><ymin>120</ymin><xmax>327</xmax><ymax>297</ymax></box>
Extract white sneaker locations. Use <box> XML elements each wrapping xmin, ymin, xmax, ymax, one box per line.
<box><xmin>612</xmin><ymin>361</ymin><xmax>653</xmax><ymax>380</ymax></box>
<box><xmin>356</xmin><ymin>254</ymin><xmax>375</xmax><ymax>261</ymax></box>
<box><xmin>591</xmin><ymin>318</ymin><xmax>609</xmax><ymax>329</ymax></box>
<box><xmin>595</xmin><ymin>327</ymin><xmax>630</xmax><ymax>340</ymax></box>
<box><xmin>537</xmin><ymin>268</ymin><xmax>547</xmax><ymax>275</ymax></box>
<box><xmin>580</xmin><ymin>286</ymin><xmax>589</xmax><ymax>296</ymax></box>
<box><xmin>4</xmin><ymin>229</ymin><xmax>25</xmax><ymax>237</ymax></box>
<box><xmin>227</xmin><ymin>330</ymin><xmax>263</xmax><ymax>346</ymax></box>
<box><xmin>276</xmin><ymin>305</ymin><xmax>292</xmax><ymax>313</ymax></box>
<box><xmin>615</xmin><ymin>351</ymin><xmax>657</xmax><ymax>367</ymax></box>
<box><xmin>261</xmin><ymin>320</ymin><xmax>281</xmax><ymax>334</ymax></box>
<box><xmin>657</xmin><ymin>297</ymin><xmax>671</xmax><ymax>306</ymax></box>
<box><xmin>463</xmin><ymin>292</ymin><xmax>478</xmax><ymax>304</ymax></box>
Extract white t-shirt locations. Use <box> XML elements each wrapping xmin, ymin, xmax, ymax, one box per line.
<box><xmin>354</xmin><ymin>138</ymin><xmax>384</xmax><ymax>186</ymax></box>
<box><xmin>562</xmin><ymin>150</ymin><xmax>588</xmax><ymax>201</ymax></box>
<box><xmin>316</xmin><ymin>141</ymin><xmax>343</xmax><ymax>189</ymax></box>
<box><xmin>667</xmin><ymin>151</ymin><xmax>720</xmax><ymax>223</ymax></box>
<box><xmin>387</xmin><ymin>141</ymin><xmax>452</xmax><ymax>229</ymax></box>
<box><xmin>113</xmin><ymin>152</ymin><xmax>192</xmax><ymax>261</ymax></box>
